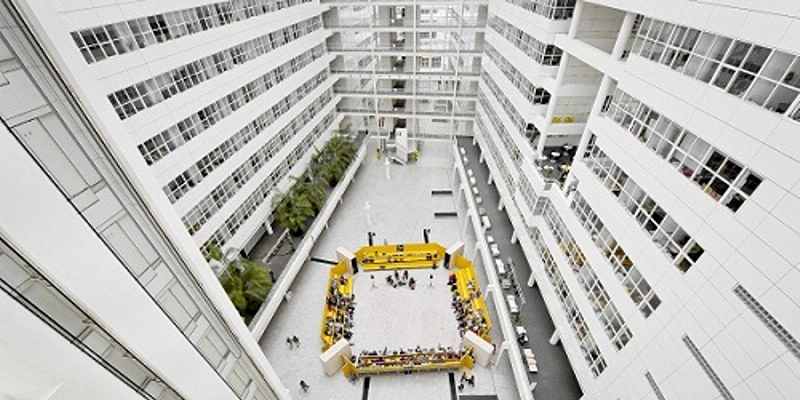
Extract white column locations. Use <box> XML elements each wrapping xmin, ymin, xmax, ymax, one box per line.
<box><xmin>549</xmin><ymin>329</ymin><xmax>561</xmax><ymax>346</ymax></box>
<box><xmin>510</xmin><ymin>230</ymin><xmax>518</xmax><ymax>244</ymax></box>
<box><xmin>479</xmin><ymin>150</ymin><xmax>485</xmax><ymax>163</ymax></box>
<box><xmin>487</xmin><ymin>172</ymin><xmax>493</xmax><ymax>185</ymax></box>
<box><xmin>567</xmin><ymin>0</ymin><xmax>584</xmax><ymax>39</ymax></box>
<box><xmin>611</xmin><ymin>12</ymin><xmax>637</xmax><ymax>60</ymax></box>
<box><xmin>527</xmin><ymin>272</ymin><xmax>536</xmax><ymax>288</ymax></box>
<box><xmin>497</xmin><ymin>198</ymin><xmax>504</xmax><ymax>211</ymax></box>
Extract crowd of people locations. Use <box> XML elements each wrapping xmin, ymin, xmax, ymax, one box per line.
<box><xmin>353</xmin><ymin>345</ymin><xmax>469</xmax><ymax>372</ymax></box>
<box><xmin>449</xmin><ymin>272</ymin><xmax>490</xmax><ymax>338</ymax></box>
<box><xmin>384</xmin><ymin>269</ymin><xmax>418</xmax><ymax>290</ymax></box>
<box><xmin>323</xmin><ymin>275</ymin><xmax>355</xmax><ymax>344</ymax></box>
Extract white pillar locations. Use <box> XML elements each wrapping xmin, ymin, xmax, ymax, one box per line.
<box><xmin>487</xmin><ymin>173</ymin><xmax>493</xmax><ymax>185</ymax></box>
<box><xmin>479</xmin><ymin>150</ymin><xmax>485</xmax><ymax>163</ymax></box>
<box><xmin>497</xmin><ymin>198</ymin><xmax>504</xmax><ymax>211</ymax></box>
<box><xmin>549</xmin><ymin>329</ymin><xmax>561</xmax><ymax>346</ymax></box>
<box><xmin>611</xmin><ymin>12</ymin><xmax>637</xmax><ymax>60</ymax></box>
<box><xmin>510</xmin><ymin>230</ymin><xmax>518</xmax><ymax>244</ymax></box>
<box><xmin>567</xmin><ymin>0</ymin><xmax>584</xmax><ymax>39</ymax></box>
<box><xmin>527</xmin><ymin>272</ymin><xmax>536</xmax><ymax>288</ymax></box>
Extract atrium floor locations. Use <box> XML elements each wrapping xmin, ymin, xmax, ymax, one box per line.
<box><xmin>259</xmin><ymin>140</ymin><xmax>517</xmax><ymax>400</ymax></box>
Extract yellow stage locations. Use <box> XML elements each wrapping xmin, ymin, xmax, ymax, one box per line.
<box><xmin>320</xmin><ymin>242</ymin><xmax>492</xmax><ymax>376</ymax></box>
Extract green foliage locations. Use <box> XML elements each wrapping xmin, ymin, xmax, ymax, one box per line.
<box><xmin>221</xmin><ymin>259</ymin><xmax>273</xmax><ymax>323</ymax></box>
<box><xmin>207</xmin><ymin>244</ymin><xmax>223</xmax><ymax>262</ymax></box>
<box><xmin>273</xmin><ymin>133</ymin><xmax>357</xmax><ymax>236</ymax></box>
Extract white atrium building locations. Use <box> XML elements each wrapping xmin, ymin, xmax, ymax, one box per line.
<box><xmin>0</xmin><ymin>0</ymin><xmax>799</xmax><ymax>399</ymax></box>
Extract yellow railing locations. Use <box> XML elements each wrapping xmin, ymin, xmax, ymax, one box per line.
<box><xmin>343</xmin><ymin>351</ymin><xmax>474</xmax><ymax>377</ymax></box>
<box><xmin>453</xmin><ymin>255</ymin><xmax>492</xmax><ymax>341</ymax></box>
<box><xmin>356</xmin><ymin>243</ymin><xmax>446</xmax><ymax>270</ymax></box>
<box><xmin>321</xmin><ymin>264</ymin><xmax>353</xmax><ymax>350</ymax></box>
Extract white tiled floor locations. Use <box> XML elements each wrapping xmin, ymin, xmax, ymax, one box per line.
<box><xmin>259</xmin><ymin>141</ymin><xmax>517</xmax><ymax>399</ymax></box>
<box><xmin>351</xmin><ymin>268</ymin><xmax>460</xmax><ymax>353</ymax></box>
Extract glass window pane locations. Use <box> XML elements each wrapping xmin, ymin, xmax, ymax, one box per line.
<box><xmin>765</xmin><ymin>85</ymin><xmax>799</xmax><ymax>113</ymax></box>
<box><xmin>762</xmin><ymin>51</ymin><xmax>794</xmax><ymax>80</ymax></box>
<box><xmin>742</xmin><ymin>46</ymin><xmax>771</xmax><ymax>74</ymax></box>
<box><xmin>725</xmin><ymin>41</ymin><xmax>751</xmax><ymax>67</ymax></box>
<box><xmin>728</xmin><ymin>71</ymin><xmax>755</xmax><ymax>97</ymax></box>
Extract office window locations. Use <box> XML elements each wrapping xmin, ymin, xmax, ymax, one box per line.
<box><xmin>482</xmin><ymin>71</ymin><xmax>540</xmax><ymax>151</ymax></box>
<box><xmin>183</xmin><ymin>91</ymin><xmax>333</xmax><ymax>235</ymax></box>
<box><xmin>478</xmin><ymin>93</ymin><xmax>523</xmax><ymax>167</ymax></box>
<box><xmin>584</xmin><ymin>143</ymin><xmax>705</xmax><ymax>272</ymax></box>
<box><xmin>484</xmin><ymin>43</ymin><xmax>552</xmax><ymax>105</ymax></box>
<box><xmin>542</xmin><ymin>199</ymin><xmax>634</xmax><ymax>350</ymax></box>
<box><xmin>142</xmin><ymin>46</ymin><xmax>325</xmax><ymax>166</ymax></box>
<box><xmin>488</xmin><ymin>16</ymin><xmax>563</xmax><ymax>66</ymax></box>
<box><xmin>475</xmin><ymin>115</ymin><xmax>516</xmax><ymax>193</ymax></box>
<box><xmin>504</xmin><ymin>0</ymin><xmax>576</xmax><ymax>20</ymax></box>
<box><xmin>630</xmin><ymin>15</ymin><xmax>800</xmax><ymax>122</ymax></box>
<box><xmin>571</xmin><ymin>191</ymin><xmax>662</xmax><ymax>317</ymax></box>
<box><xmin>604</xmin><ymin>87</ymin><xmax>763</xmax><ymax>211</ymax></box>
<box><xmin>108</xmin><ymin>17</ymin><xmax>321</xmax><ymax>120</ymax></box>
<box><xmin>201</xmin><ymin>113</ymin><xmax>336</xmax><ymax>252</ymax></box>
<box><xmin>529</xmin><ymin>228</ymin><xmax>607</xmax><ymax>377</ymax></box>
<box><xmin>71</xmin><ymin>0</ymin><xmax>311</xmax><ymax>63</ymax></box>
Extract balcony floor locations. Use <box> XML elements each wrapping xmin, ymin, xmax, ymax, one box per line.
<box><xmin>458</xmin><ymin>137</ymin><xmax>583</xmax><ymax>400</ymax></box>
<box><xmin>259</xmin><ymin>140</ymin><xmax>517</xmax><ymax>399</ymax></box>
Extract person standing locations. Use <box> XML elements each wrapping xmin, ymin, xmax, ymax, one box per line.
<box><xmin>292</xmin><ymin>335</ymin><xmax>301</xmax><ymax>348</ymax></box>
<box><xmin>370</xmin><ymin>274</ymin><xmax>376</xmax><ymax>288</ymax></box>
<box><xmin>429</xmin><ymin>273</ymin><xmax>434</xmax><ymax>287</ymax></box>
<box><xmin>299</xmin><ymin>380</ymin><xmax>310</xmax><ymax>393</ymax></box>
<box><xmin>286</xmin><ymin>337</ymin><xmax>293</xmax><ymax>349</ymax></box>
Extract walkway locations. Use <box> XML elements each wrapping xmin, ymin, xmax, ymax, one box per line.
<box><xmin>458</xmin><ymin>137</ymin><xmax>583</xmax><ymax>400</ymax></box>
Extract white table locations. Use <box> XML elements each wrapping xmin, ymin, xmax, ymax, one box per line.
<box><xmin>506</xmin><ymin>295</ymin><xmax>519</xmax><ymax>316</ymax></box>
<box><xmin>495</xmin><ymin>258</ymin><xmax>506</xmax><ymax>276</ymax></box>
<box><xmin>523</xmin><ymin>348</ymin><xmax>538</xmax><ymax>373</ymax></box>
<box><xmin>481</xmin><ymin>215</ymin><xmax>491</xmax><ymax>229</ymax></box>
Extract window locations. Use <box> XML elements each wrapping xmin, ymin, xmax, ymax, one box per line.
<box><xmin>630</xmin><ymin>15</ymin><xmax>800</xmax><ymax>122</ymax></box>
<box><xmin>72</xmin><ymin>0</ymin><xmax>312</xmax><ymax>63</ymax></box>
<box><xmin>108</xmin><ymin>17</ymin><xmax>321</xmax><ymax>120</ymax></box>
<box><xmin>529</xmin><ymin>228</ymin><xmax>607</xmax><ymax>377</ymax></box>
<box><xmin>584</xmin><ymin>144</ymin><xmax>705</xmax><ymax>272</ymax></box>
<box><xmin>571</xmin><ymin>192</ymin><xmax>661</xmax><ymax>317</ymax></box>
<box><xmin>542</xmin><ymin>200</ymin><xmax>634</xmax><ymax>350</ymax></box>
<box><xmin>603</xmin><ymin>87</ymin><xmax>763</xmax><ymax>211</ymax></box>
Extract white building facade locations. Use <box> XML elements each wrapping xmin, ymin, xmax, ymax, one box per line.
<box><xmin>474</xmin><ymin>0</ymin><xmax>800</xmax><ymax>399</ymax></box>
<box><xmin>1</xmin><ymin>0</ymin><xmax>799</xmax><ymax>399</ymax></box>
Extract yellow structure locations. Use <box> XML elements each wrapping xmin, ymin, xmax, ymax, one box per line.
<box><xmin>321</xmin><ymin>261</ymin><xmax>353</xmax><ymax>350</ymax></box>
<box><xmin>355</xmin><ymin>243</ymin><xmax>446</xmax><ymax>270</ymax></box>
<box><xmin>320</xmin><ymin>242</ymin><xmax>492</xmax><ymax>375</ymax></box>
<box><xmin>342</xmin><ymin>351</ymin><xmax>474</xmax><ymax>378</ymax></box>
<box><xmin>452</xmin><ymin>255</ymin><xmax>493</xmax><ymax>341</ymax></box>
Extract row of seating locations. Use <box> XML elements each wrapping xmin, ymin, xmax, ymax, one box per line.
<box><xmin>343</xmin><ymin>347</ymin><xmax>473</xmax><ymax>377</ymax></box>
<box><xmin>451</xmin><ymin>256</ymin><xmax>492</xmax><ymax>341</ymax></box>
<box><xmin>321</xmin><ymin>270</ymin><xmax>354</xmax><ymax>350</ymax></box>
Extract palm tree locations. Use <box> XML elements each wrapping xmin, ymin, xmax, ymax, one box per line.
<box><xmin>273</xmin><ymin>188</ymin><xmax>317</xmax><ymax>236</ymax></box>
<box><xmin>221</xmin><ymin>259</ymin><xmax>273</xmax><ymax>323</ymax></box>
